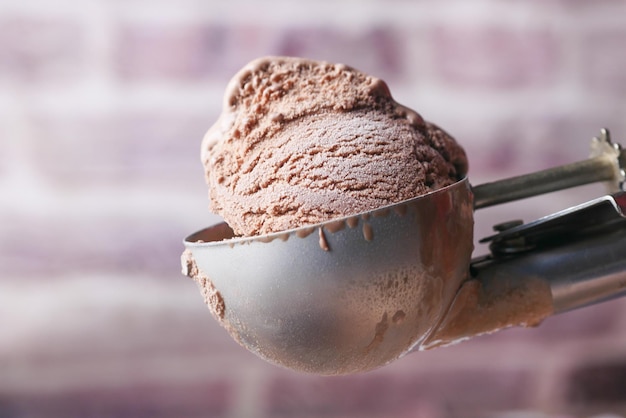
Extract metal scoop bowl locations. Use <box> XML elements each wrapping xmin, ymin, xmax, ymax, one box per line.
<box><xmin>184</xmin><ymin>178</ymin><xmax>473</xmax><ymax>375</ymax></box>
<box><xmin>183</xmin><ymin>129</ymin><xmax>626</xmax><ymax>375</ymax></box>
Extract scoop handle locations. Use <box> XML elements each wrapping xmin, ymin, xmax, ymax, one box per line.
<box><xmin>472</xmin><ymin>217</ymin><xmax>626</xmax><ymax>313</ymax></box>
<box><xmin>472</xmin><ymin>129</ymin><xmax>625</xmax><ymax>209</ymax></box>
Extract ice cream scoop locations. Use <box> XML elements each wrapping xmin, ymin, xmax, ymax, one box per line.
<box><xmin>183</xmin><ymin>177</ymin><xmax>473</xmax><ymax>375</ymax></box>
<box><xmin>183</xmin><ymin>129</ymin><xmax>626</xmax><ymax>375</ymax></box>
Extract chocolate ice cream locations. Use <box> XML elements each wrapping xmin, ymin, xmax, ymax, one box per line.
<box><xmin>202</xmin><ymin>57</ymin><xmax>467</xmax><ymax>236</ymax></box>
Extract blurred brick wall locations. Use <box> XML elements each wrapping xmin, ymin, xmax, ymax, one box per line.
<box><xmin>2</xmin><ymin>0</ymin><xmax>626</xmax><ymax>417</ymax></box>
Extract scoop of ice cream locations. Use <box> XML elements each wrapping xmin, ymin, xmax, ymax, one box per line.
<box><xmin>202</xmin><ymin>57</ymin><xmax>467</xmax><ymax>236</ymax></box>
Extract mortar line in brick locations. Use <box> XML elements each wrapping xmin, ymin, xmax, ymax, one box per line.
<box><xmin>529</xmin><ymin>350</ymin><xmax>572</xmax><ymax>412</ymax></box>
<box><xmin>3</xmin><ymin>0</ymin><xmax>626</xmax><ymax>29</ymax></box>
<box><xmin>8</xmin><ymin>0</ymin><xmax>619</xmax><ymax>33</ymax></box>
<box><xmin>227</xmin><ymin>364</ymin><xmax>270</xmax><ymax>418</ymax></box>
<box><xmin>0</xmin><ymin>350</ymin><xmax>244</xmax><ymax>394</ymax></box>
<box><xmin>105</xmin><ymin>1</ymin><xmax>626</xmax><ymax>30</ymax></box>
<box><xmin>2</xmin><ymin>84</ymin><xmax>225</xmax><ymax>114</ymax></box>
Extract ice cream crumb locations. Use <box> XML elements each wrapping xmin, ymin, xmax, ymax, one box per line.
<box><xmin>181</xmin><ymin>249</ymin><xmax>226</xmax><ymax>321</ymax></box>
<box><xmin>364</xmin><ymin>312</ymin><xmax>389</xmax><ymax>354</ymax></box>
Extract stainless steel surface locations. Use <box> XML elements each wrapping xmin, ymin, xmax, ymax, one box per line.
<box><xmin>185</xmin><ymin>179</ymin><xmax>474</xmax><ymax>375</ymax></box>
<box><xmin>550</xmin><ymin>227</ymin><xmax>626</xmax><ymax>313</ymax></box>
<box><xmin>473</xmin><ymin>128</ymin><xmax>625</xmax><ymax>209</ymax></box>
<box><xmin>472</xmin><ymin>193</ymin><xmax>626</xmax><ymax>313</ymax></box>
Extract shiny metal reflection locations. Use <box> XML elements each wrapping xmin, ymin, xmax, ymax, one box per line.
<box><xmin>185</xmin><ymin>179</ymin><xmax>474</xmax><ymax>374</ymax></box>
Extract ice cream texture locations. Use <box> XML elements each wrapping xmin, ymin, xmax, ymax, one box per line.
<box><xmin>184</xmin><ymin>57</ymin><xmax>556</xmax><ymax>373</ymax></box>
<box><xmin>202</xmin><ymin>57</ymin><xmax>468</xmax><ymax>237</ymax></box>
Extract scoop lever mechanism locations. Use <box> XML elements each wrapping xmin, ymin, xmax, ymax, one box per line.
<box><xmin>472</xmin><ymin>191</ymin><xmax>626</xmax><ymax>314</ymax></box>
<box><xmin>468</xmin><ymin>128</ymin><xmax>626</xmax><ymax>313</ymax></box>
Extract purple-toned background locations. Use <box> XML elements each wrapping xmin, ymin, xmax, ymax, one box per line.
<box><xmin>2</xmin><ymin>0</ymin><xmax>626</xmax><ymax>417</ymax></box>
